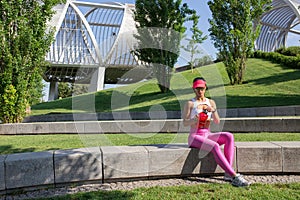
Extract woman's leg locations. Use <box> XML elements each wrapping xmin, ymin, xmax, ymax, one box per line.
<box><xmin>189</xmin><ymin>134</ymin><xmax>236</xmax><ymax>176</ymax></box>
<box><xmin>207</xmin><ymin>132</ymin><xmax>235</xmax><ymax>167</ymax></box>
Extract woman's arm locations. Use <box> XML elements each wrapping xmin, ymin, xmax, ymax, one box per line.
<box><xmin>182</xmin><ymin>101</ymin><xmax>198</xmax><ymax>127</ymax></box>
<box><xmin>209</xmin><ymin>99</ymin><xmax>220</xmax><ymax>124</ymax></box>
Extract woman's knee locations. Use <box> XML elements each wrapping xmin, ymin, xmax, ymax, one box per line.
<box><xmin>223</xmin><ymin>132</ymin><xmax>234</xmax><ymax>142</ymax></box>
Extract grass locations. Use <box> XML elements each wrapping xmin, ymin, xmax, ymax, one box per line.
<box><xmin>1</xmin><ymin>132</ymin><xmax>299</xmax><ymax>155</ymax></box>
<box><xmin>31</xmin><ymin>183</ymin><xmax>300</xmax><ymax>200</ymax></box>
<box><xmin>30</xmin><ymin>58</ymin><xmax>300</xmax><ymax>115</ymax></box>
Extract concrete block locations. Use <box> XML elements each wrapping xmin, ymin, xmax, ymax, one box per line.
<box><xmin>99</xmin><ymin>121</ymin><xmax>123</xmax><ymax>133</ymax></box>
<box><xmin>84</xmin><ymin>121</ymin><xmax>103</xmax><ymax>133</ymax></box>
<box><xmin>138</xmin><ymin>120</ymin><xmax>179</xmax><ymax>133</ymax></box>
<box><xmin>223</xmin><ymin>118</ymin><xmax>299</xmax><ymax>133</ymax></box>
<box><xmin>101</xmin><ymin>146</ymin><xmax>148</xmax><ymax>180</ymax></box>
<box><xmin>160</xmin><ymin>120</ymin><xmax>180</xmax><ymax>133</ymax></box>
<box><xmin>5</xmin><ymin>151</ymin><xmax>54</xmax><ymax>189</ymax></box>
<box><xmin>16</xmin><ymin>123</ymin><xmax>45</xmax><ymax>134</ymax></box>
<box><xmin>65</xmin><ymin>122</ymin><xmax>80</xmax><ymax>133</ymax></box>
<box><xmin>73</xmin><ymin>122</ymin><xmax>85</xmax><ymax>134</ymax></box>
<box><xmin>238</xmin><ymin>108</ymin><xmax>256</xmax><ymax>117</ymax></box>
<box><xmin>146</xmin><ymin>144</ymin><xmax>221</xmax><ymax>177</ymax></box>
<box><xmin>259</xmin><ymin>118</ymin><xmax>283</xmax><ymax>132</ymax></box>
<box><xmin>0</xmin><ymin>123</ymin><xmax>17</xmax><ymax>135</ymax></box>
<box><xmin>235</xmin><ymin>142</ymin><xmax>282</xmax><ymax>173</ymax></box>
<box><xmin>281</xmin><ymin>118</ymin><xmax>300</xmax><ymax>132</ymax></box>
<box><xmin>146</xmin><ymin>144</ymin><xmax>235</xmax><ymax>177</ymax></box>
<box><xmin>295</xmin><ymin>106</ymin><xmax>300</xmax><ymax>116</ymax></box>
<box><xmin>226</xmin><ymin>109</ymin><xmax>238</xmax><ymax>118</ymax></box>
<box><xmin>0</xmin><ymin>155</ymin><xmax>6</xmax><ymax>191</ymax></box>
<box><xmin>48</xmin><ymin>122</ymin><xmax>66</xmax><ymax>134</ymax></box>
<box><xmin>243</xmin><ymin>118</ymin><xmax>262</xmax><ymax>132</ymax></box>
<box><xmin>272</xmin><ymin>142</ymin><xmax>300</xmax><ymax>172</ymax></box>
<box><xmin>222</xmin><ymin>118</ymin><xmax>245</xmax><ymax>132</ymax></box>
<box><xmin>178</xmin><ymin>121</ymin><xmax>190</xmax><ymax>133</ymax></box>
<box><xmin>146</xmin><ymin>144</ymin><xmax>199</xmax><ymax>177</ymax></box>
<box><xmin>54</xmin><ymin>147</ymin><xmax>102</xmax><ymax>183</ymax></box>
<box><xmin>275</xmin><ymin>106</ymin><xmax>295</xmax><ymax>116</ymax></box>
<box><xmin>255</xmin><ymin>107</ymin><xmax>275</xmax><ymax>117</ymax></box>
<box><xmin>216</xmin><ymin>108</ymin><xmax>226</xmax><ymax>118</ymax></box>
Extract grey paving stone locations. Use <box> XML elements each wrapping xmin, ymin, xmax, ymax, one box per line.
<box><xmin>0</xmin><ymin>155</ymin><xmax>5</xmax><ymax>191</ymax></box>
<box><xmin>275</xmin><ymin>106</ymin><xmax>296</xmax><ymax>116</ymax></box>
<box><xmin>272</xmin><ymin>141</ymin><xmax>300</xmax><ymax>173</ymax></box>
<box><xmin>146</xmin><ymin>144</ymin><xmax>230</xmax><ymax>177</ymax></box>
<box><xmin>235</xmin><ymin>142</ymin><xmax>282</xmax><ymax>173</ymax></box>
<box><xmin>0</xmin><ymin>123</ymin><xmax>17</xmax><ymax>135</ymax></box>
<box><xmin>101</xmin><ymin>146</ymin><xmax>148</xmax><ymax>180</ymax></box>
<box><xmin>5</xmin><ymin>151</ymin><xmax>54</xmax><ymax>189</ymax></box>
<box><xmin>54</xmin><ymin>147</ymin><xmax>102</xmax><ymax>183</ymax></box>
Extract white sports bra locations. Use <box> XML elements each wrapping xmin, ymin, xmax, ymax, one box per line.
<box><xmin>190</xmin><ymin>98</ymin><xmax>213</xmax><ymax>120</ymax></box>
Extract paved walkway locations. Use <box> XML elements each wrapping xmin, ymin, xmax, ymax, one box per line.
<box><xmin>1</xmin><ymin>175</ymin><xmax>300</xmax><ymax>200</ymax></box>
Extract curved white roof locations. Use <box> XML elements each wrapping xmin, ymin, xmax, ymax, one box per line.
<box><xmin>45</xmin><ymin>0</ymin><xmax>146</xmax><ymax>84</ymax></box>
<box><xmin>255</xmin><ymin>0</ymin><xmax>300</xmax><ymax>51</ymax></box>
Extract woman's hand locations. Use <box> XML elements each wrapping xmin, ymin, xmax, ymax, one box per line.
<box><xmin>202</xmin><ymin>104</ymin><xmax>216</xmax><ymax>113</ymax></box>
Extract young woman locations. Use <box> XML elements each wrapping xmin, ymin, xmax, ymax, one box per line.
<box><xmin>182</xmin><ymin>77</ymin><xmax>250</xmax><ymax>187</ymax></box>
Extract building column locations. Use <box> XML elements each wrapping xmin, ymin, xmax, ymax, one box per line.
<box><xmin>88</xmin><ymin>66</ymin><xmax>105</xmax><ymax>92</ymax></box>
<box><xmin>48</xmin><ymin>81</ymin><xmax>58</xmax><ymax>101</ymax></box>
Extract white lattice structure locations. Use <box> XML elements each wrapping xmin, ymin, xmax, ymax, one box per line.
<box><xmin>45</xmin><ymin>0</ymin><xmax>149</xmax><ymax>100</ymax></box>
<box><xmin>256</xmin><ymin>0</ymin><xmax>300</xmax><ymax>51</ymax></box>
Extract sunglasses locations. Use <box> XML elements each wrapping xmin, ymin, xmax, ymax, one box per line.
<box><xmin>194</xmin><ymin>87</ymin><xmax>206</xmax><ymax>91</ymax></box>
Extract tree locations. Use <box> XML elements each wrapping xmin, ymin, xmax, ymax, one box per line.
<box><xmin>58</xmin><ymin>82</ymin><xmax>73</xmax><ymax>99</ymax></box>
<box><xmin>181</xmin><ymin>12</ymin><xmax>208</xmax><ymax>73</ymax></box>
<box><xmin>0</xmin><ymin>0</ymin><xmax>62</xmax><ymax>123</ymax></box>
<box><xmin>58</xmin><ymin>83</ymin><xmax>88</xmax><ymax>98</ymax></box>
<box><xmin>134</xmin><ymin>0</ymin><xmax>194</xmax><ymax>93</ymax></box>
<box><xmin>208</xmin><ymin>0</ymin><xmax>271</xmax><ymax>85</ymax></box>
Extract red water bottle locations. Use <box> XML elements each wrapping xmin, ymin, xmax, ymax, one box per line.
<box><xmin>198</xmin><ymin>110</ymin><xmax>208</xmax><ymax>128</ymax></box>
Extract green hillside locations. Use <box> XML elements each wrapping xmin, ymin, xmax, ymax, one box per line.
<box><xmin>31</xmin><ymin>58</ymin><xmax>300</xmax><ymax>116</ymax></box>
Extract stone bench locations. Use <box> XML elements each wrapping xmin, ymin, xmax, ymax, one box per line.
<box><xmin>0</xmin><ymin>141</ymin><xmax>299</xmax><ymax>192</ymax></box>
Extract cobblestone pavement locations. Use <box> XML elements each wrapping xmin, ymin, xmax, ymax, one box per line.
<box><xmin>1</xmin><ymin>175</ymin><xmax>300</xmax><ymax>200</ymax></box>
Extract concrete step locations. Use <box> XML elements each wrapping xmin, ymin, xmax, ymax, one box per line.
<box><xmin>1</xmin><ymin>117</ymin><xmax>300</xmax><ymax>135</ymax></box>
<box><xmin>23</xmin><ymin>105</ymin><xmax>300</xmax><ymax>123</ymax></box>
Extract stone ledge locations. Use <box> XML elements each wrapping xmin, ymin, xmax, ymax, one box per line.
<box><xmin>22</xmin><ymin>106</ymin><xmax>300</xmax><ymax>123</ymax></box>
<box><xmin>0</xmin><ymin>117</ymin><xmax>299</xmax><ymax>135</ymax></box>
<box><xmin>0</xmin><ymin>142</ymin><xmax>299</xmax><ymax>192</ymax></box>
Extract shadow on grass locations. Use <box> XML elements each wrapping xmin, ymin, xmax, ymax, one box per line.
<box><xmin>37</xmin><ymin>190</ymin><xmax>135</xmax><ymax>200</ymax></box>
<box><xmin>224</xmin><ymin>94</ymin><xmax>300</xmax><ymax>108</ymax></box>
<box><xmin>248</xmin><ymin>70</ymin><xmax>300</xmax><ymax>86</ymax></box>
<box><xmin>0</xmin><ymin>145</ymin><xmax>37</xmax><ymax>155</ymax></box>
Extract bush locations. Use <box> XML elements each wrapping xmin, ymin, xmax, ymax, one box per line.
<box><xmin>276</xmin><ymin>46</ymin><xmax>300</xmax><ymax>56</ymax></box>
<box><xmin>254</xmin><ymin>50</ymin><xmax>300</xmax><ymax>69</ymax></box>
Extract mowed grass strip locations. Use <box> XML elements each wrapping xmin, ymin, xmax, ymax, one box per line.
<box><xmin>1</xmin><ymin>132</ymin><xmax>299</xmax><ymax>155</ymax></box>
<box><xmin>30</xmin><ymin>58</ymin><xmax>300</xmax><ymax>115</ymax></box>
<box><xmin>33</xmin><ymin>182</ymin><xmax>300</xmax><ymax>200</ymax></box>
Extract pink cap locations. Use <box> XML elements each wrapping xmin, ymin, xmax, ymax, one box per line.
<box><xmin>193</xmin><ymin>80</ymin><xmax>206</xmax><ymax>88</ymax></box>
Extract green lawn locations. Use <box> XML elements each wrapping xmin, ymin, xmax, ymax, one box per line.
<box><xmin>32</xmin><ymin>183</ymin><xmax>300</xmax><ymax>200</ymax></box>
<box><xmin>1</xmin><ymin>132</ymin><xmax>299</xmax><ymax>155</ymax></box>
<box><xmin>30</xmin><ymin>58</ymin><xmax>300</xmax><ymax>115</ymax></box>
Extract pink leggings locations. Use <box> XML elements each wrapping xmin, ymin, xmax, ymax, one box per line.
<box><xmin>188</xmin><ymin>128</ymin><xmax>235</xmax><ymax>176</ymax></box>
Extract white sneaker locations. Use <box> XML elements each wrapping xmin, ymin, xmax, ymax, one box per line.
<box><xmin>231</xmin><ymin>174</ymin><xmax>251</xmax><ymax>187</ymax></box>
<box><xmin>224</xmin><ymin>173</ymin><xmax>233</xmax><ymax>182</ymax></box>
